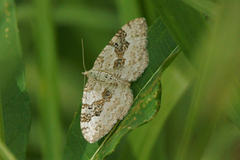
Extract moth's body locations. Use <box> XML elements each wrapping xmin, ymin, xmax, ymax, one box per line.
<box><xmin>81</xmin><ymin>18</ymin><xmax>148</xmax><ymax>143</ymax></box>
<box><xmin>83</xmin><ymin>70</ymin><xmax>130</xmax><ymax>88</ymax></box>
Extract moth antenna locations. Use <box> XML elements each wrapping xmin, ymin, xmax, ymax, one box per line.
<box><xmin>82</xmin><ymin>38</ymin><xmax>87</xmax><ymax>72</ymax></box>
<box><xmin>81</xmin><ymin>38</ymin><xmax>86</xmax><ymax>85</ymax></box>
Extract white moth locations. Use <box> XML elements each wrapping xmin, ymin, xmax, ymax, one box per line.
<box><xmin>81</xmin><ymin>18</ymin><xmax>148</xmax><ymax>143</ymax></box>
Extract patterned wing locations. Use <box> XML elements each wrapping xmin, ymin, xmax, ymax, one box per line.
<box><xmin>81</xmin><ymin>78</ymin><xmax>133</xmax><ymax>143</ymax></box>
<box><xmin>92</xmin><ymin>17</ymin><xmax>148</xmax><ymax>82</ymax></box>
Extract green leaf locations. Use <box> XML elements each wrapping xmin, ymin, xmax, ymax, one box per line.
<box><xmin>151</xmin><ymin>0</ymin><xmax>208</xmax><ymax>64</ymax></box>
<box><xmin>62</xmin><ymin>17</ymin><xmax>177</xmax><ymax>159</ymax></box>
<box><xmin>0</xmin><ymin>0</ymin><xmax>31</xmax><ymax>159</ymax></box>
<box><xmin>94</xmin><ymin>18</ymin><xmax>178</xmax><ymax>160</ymax></box>
<box><xmin>1</xmin><ymin>70</ymin><xmax>31</xmax><ymax>160</ymax></box>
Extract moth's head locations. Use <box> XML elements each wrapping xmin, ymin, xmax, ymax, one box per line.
<box><xmin>82</xmin><ymin>71</ymin><xmax>89</xmax><ymax>77</ymax></box>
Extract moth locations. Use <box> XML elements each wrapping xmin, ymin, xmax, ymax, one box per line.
<box><xmin>81</xmin><ymin>18</ymin><xmax>148</xmax><ymax>143</ymax></box>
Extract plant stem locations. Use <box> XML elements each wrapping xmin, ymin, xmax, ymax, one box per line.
<box><xmin>33</xmin><ymin>0</ymin><xmax>63</xmax><ymax>159</ymax></box>
<box><xmin>0</xmin><ymin>93</ymin><xmax>5</xmax><ymax>143</ymax></box>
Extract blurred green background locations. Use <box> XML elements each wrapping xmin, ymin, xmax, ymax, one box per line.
<box><xmin>10</xmin><ymin>0</ymin><xmax>240</xmax><ymax>159</ymax></box>
<box><xmin>16</xmin><ymin>0</ymin><xmax>159</xmax><ymax>159</ymax></box>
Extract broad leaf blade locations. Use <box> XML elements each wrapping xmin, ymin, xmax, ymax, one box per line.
<box><xmin>94</xmin><ymin>17</ymin><xmax>178</xmax><ymax>159</ymax></box>
<box><xmin>0</xmin><ymin>0</ymin><xmax>31</xmax><ymax>159</ymax></box>
<box><xmin>62</xmin><ymin>17</ymin><xmax>177</xmax><ymax>159</ymax></box>
<box><xmin>151</xmin><ymin>0</ymin><xmax>208</xmax><ymax>64</ymax></box>
<box><xmin>1</xmin><ymin>70</ymin><xmax>31</xmax><ymax>160</ymax></box>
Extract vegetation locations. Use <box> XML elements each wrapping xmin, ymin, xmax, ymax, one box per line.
<box><xmin>0</xmin><ymin>0</ymin><xmax>239</xmax><ymax>159</ymax></box>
